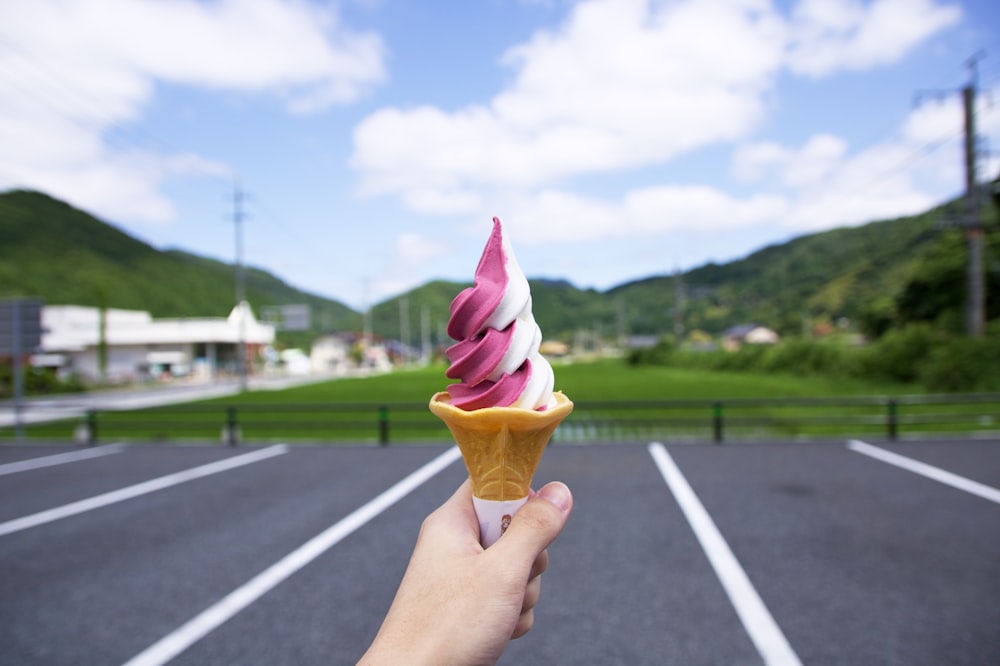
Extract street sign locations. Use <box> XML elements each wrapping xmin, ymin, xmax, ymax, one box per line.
<box><xmin>0</xmin><ymin>298</ymin><xmax>44</xmax><ymax>355</ymax></box>
<box><xmin>261</xmin><ymin>303</ymin><xmax>311</xmax><ymax>332</ymax></box>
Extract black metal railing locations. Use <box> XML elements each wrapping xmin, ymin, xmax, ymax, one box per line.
<box><xmin>3</xmin><ymin>393</ymin><xmax>998</xmax><ymax>445</ymax></box>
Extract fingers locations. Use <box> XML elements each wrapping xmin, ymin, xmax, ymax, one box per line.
<box><xmin>528</xmin><ymin>549</ymin><xmax>549</xmax><ymax>582</ymax></box>
<box><xmin>511</xmin><ymin>608</ymin><xmax>534</xmax><ymax>640</ymax></box>
<box><xmin>512</xmin><ymin>573</ymin><xmax>544</xmax><ymax>640</ymax></box>
<box><xmin>419</xmin><ymin>479</ymin><xmax>480</xmax><ymax>548</ymax></box>
<box><xmin>522</xmin><ymin>568</ymin><xmax>542</xmax><ymax>613</ymax></box>
<box><xmin>492</xmin><ymin>482</ymin><xmax>572</xmax><ymax>568</ymax></box>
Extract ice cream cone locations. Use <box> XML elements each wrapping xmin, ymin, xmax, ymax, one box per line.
<box><xmin>429</xmin><ymin>391</ymin><xmax>573</xmax><ymax>501</ymax></box>
<box><xmin>430</xmin><ymin>390</ymin><xmax>573</xmax><ymax>546</ymax></box>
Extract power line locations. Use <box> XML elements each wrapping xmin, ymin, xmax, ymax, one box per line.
<box><xmin>0</xmin><ymin>33</ymin><xmax>172</xmax><ymax>157</ymax></box>
<box><xmin>915</xmin><ymin>52</ymin><xmax>989</xmax><ymax>337</ymax></box>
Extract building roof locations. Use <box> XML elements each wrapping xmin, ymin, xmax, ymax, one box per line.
<box><xmin>42</xmin><ymin>302</ymin><xmax>275</xmax><ymax>351</ymax></box>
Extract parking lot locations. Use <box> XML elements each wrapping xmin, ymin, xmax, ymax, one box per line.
<box><xmin>1</xmin><ymin>437</ymin><xmax>998</xmax><ymax>665</ymax></box>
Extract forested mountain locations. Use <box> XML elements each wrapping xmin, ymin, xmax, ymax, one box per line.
<box><xmin>374</xmin><ymin>198</ymin><xmax>999</xmax><ymax>342</ymax></box>
<box><xmin>0</xmin><ymin>190</ymin><xmax>361</xmax><ymax>336</ymax></box>
<box><xmin>3</xmin><ymin>188</ymin><xmax>997</xmax><ymax>347</ymax></box>
<box><xmin>609</xmin><ymin>199</ymin><xmax>997</xmax><ymax>337</ymax></box>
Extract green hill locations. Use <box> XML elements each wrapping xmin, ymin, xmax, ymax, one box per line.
<box><xmin>377</xmin><ymin>198</ymin><xmax>998</xmax><ymax>343</ymax></box>
<box><xmin>0</xmin><ymin>189</ymin><xmax>361</xmax><ymax>337</ymax></box>
<box><xmin>609</xmin><ymin>200</ymin><xmax>982</xmax><ymax>337</ymax></box>
<box><xmin>3</xmin><ymin>188</ymin><xmax>996</xmax><ymax>347</ymax></box>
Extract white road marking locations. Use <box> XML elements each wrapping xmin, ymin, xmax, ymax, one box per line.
<box><xmin>120</xmin><ymin>445</ymin><xmax>463</xmax><ymax>666</ymax></box>
<box><xmin>848</xmin><ymin>439</ymin><xmax>1000</xmax><ymax>505</ymax></box>
<box><xmin>648</xmin><ymin>442</ymin><xmax>802</xmax><ymax>666</ymax></box>
<box><xmin>0</xmin><ymin>445</ymin><xmax>288</xmax><ymax>537</ymax></box>
<box><xmin>0</xmin><ymin>444</ymin><xmax>125</xmax><ymax>476</ymax></box>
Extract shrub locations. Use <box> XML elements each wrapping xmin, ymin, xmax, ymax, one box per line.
<box><xmin>919</xmin><ymin>335</ymin><xmax>1000</xmax><ymax>392</ymax></box>
<box><xmin>756</xmin><ymin>338</ymin><xmax>855</xmax><ymax>377</ymax></box>
<box><xmin>858</xmin><ymin>324</ymin><xmax>940</xmax><ymax>384</ymax></box>
<box><xmin>0</xmin><ymin>362</ymin><xmax>87</xmax><ymax>398</ymax></box>
<box><xmin>627</xmin><ymin>338</ymin><xmax>673</xmax><ymax>365</ymax></box>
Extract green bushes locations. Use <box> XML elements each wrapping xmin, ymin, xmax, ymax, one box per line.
<box><xmin>0</xmin><ymin>363</ymin><xmax>86</xmax><ymax>399</ymax></box>
<box><xmin>629</xmin><ymin>324</ymin><xmax>1000</xmax><ymax>393</ymax></box>
<box><xmin>757</xmin><ymin>338</ymin><xmax>852</xmax><ymax>376</ymax></box>
<box><xmin>918</xmin><ymin>334</ymin><xmax>1000</xmax><ymax>392</ymax></box>
<box><xmin>854</xmin><ymin>324</ymin><xmax>938</xmax><ymax>384</ymax></box>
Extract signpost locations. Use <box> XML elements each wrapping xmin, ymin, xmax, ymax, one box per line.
<box><xmin>1</xmin><ymin>298</ymin><xmax>44</xmax><ymax>440</ymax></box>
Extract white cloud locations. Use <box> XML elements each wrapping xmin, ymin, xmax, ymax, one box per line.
<box><xmin>350</xmin><ymin>0</ymin><xmax>962</xmax><ymax>227</ymax></box>
<box><xmin>490</xmin><ymin>185</ymin><xmax>790</xmax><ymax>245</ymax></box>
<box><xmin>492</xmin><ymin>83</ymin><xmax>979</xmax><ymax>248</ymax></box>
<box><xmin>787</xmin><ymin>0</ymin><xmax>962</xmax><ymax>76</ymax></box>
<box><xmin>781</xmin><ymin>140</ymin><xmax>941</xmax><ymax>229</ymax></box>
<box><xmin>0</xmin><ymin>0</ymin><xmax>385</xmax><ymax>222</ymax></box>
<box><xmin>394</xmin><ymin>232</ymin><xmax>450</xmax><ymax>267</ymax></box>
<box><xmin>402</xmin><ymin>188</ymin><xmax>483</xmax><ymax>215</ymax></box>
<box><xmin>351</xmin><ymin>0</ymin><xmax>786</xmax><ymax>196</ymax></box>
<box><xmin>727</xmin><ymin>93</ymin><xmax>973</xmax><ymax>231</ymax></box>
<box><xmin>732</xmin><ymin>134</ymin><xmax>848</xmax><ymax>187</ymax></box>
<box><xmin>902</xmin><ymin>92</ymin><xmax>965</xmax><ymax>144</ymax></box>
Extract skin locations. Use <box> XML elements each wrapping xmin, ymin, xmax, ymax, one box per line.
<box><xmin>358</xmin><ymin>480</ymin><xmax>573</xmax><ymax>666</ymax></box>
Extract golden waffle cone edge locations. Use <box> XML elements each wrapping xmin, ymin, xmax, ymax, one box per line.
<box><xmin>429</xmin><ymin>391</ymin><xmax>574</xmax><ymax>501</ymax></box>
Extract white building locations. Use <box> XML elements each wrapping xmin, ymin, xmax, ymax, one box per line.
<box><xmin>40</xmin><ymin>302</ymin><xmax>275</xmax><ymax>383</ymax></box>
<box><xmin>309</xmin><ymin>334</ymin><xmax>352</xmax><ymax>374</ymax></box>
<box><xmin>722</xmin><ymin>324</ymin><xmax>780</xmax><ymax>351</ymax></box>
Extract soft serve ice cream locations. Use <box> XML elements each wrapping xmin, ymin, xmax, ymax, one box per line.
<box><xmin>444</xmin><ymin>217</ymin><xmax>555</xmax><ymax>411</ymax></box>
<box><xmin>429</xmin><ymin>216</ymin><xmax>573</xmax><ymax>547</ymax></box>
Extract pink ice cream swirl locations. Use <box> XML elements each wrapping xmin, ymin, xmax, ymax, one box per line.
<box><xmin>445</xmin><ymin>217</ymin><xmax>555</xmax><ymax>411</ymax></box>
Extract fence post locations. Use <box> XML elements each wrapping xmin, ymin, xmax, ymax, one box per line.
<box><xmin>887</xmin><ymin>399</ymin><xmax>898</xmax><ymax>441</ymax></box>
<box><xmin>75</xmin><ymin>409</ymin><xmax>98</xmax><ymax>446</ymax></box>
<box><xmin>713</xmin><ymin>402</ymin><xmax>724</xmax><ymax>444</ymax></box>
<box><xmin>378</xmin><ymin>405</ymin><xmax>390</xmax><ymax>446</ymax></box>
<box><xmin>224</xmin><ymin>406</ymin><xmax>240</xmax><ymax>447</ymax></box>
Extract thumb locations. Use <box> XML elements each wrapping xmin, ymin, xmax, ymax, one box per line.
<box><xmin>492</xmin><ymin>482</ymin><xmax>573</xmax><ymax>564</ymax></box>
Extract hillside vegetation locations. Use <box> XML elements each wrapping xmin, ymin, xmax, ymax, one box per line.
<box><xmin>0</xmin><ymin>190</ymin><xmax>360</xmax><ymax>336</ymax></box>
<box><xmin>2</xmin><ymin>187</ymin><xmax>997</xmax><ymax>350</ymax></box>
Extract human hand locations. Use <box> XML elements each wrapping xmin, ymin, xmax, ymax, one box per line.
<box><xmin>358</xmin><ymin>479</ymin><xmax>573</xmax><ymax>665</ymax></box>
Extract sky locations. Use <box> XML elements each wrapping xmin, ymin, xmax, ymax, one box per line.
<box><xmin>1</xmin><ymin>0</ymin><xmax>999</xmax><ymax>312</ymax></box>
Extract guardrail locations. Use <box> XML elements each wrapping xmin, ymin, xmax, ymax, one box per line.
<box><xmin>3</xmin><ymin>393</ymin><xmax>998</xmax><ymax>445</ymax></box>
<box><xmin>561</xmin><ymin>394</ymin><xmax>1000</xmax><ymax>443</ymax></box>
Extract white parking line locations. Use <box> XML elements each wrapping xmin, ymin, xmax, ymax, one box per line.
<box><xmin>847</xmin><ymin>440</ymin><xmax>1000</xmax><ymax>505</ymax></box>
<box><xmin>0</xmin><ymin>445</ymin><xmax>288</xmax><ymax>537</ymax></box>
<box><xmin>649</xmin><ymin>443</ymin><xmax>801</xmax><ymax>666</ymax></box>
<box><xmin>120</xmin><ymin>445</ymin><xmax>463</xmax><ymax>666</ymax></box>
<box><xmin>0</xmin><ymin>444</ymin><xmax>125</xmax><ymax>476</ymax></box>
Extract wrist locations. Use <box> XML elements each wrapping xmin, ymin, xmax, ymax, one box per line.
<box><xmin>358</xmin><ymin>628</ymin><xmax>451</xmax><ymax>666</ymax></box>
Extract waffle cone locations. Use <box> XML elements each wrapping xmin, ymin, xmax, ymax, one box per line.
<box><xmin>429</xmin><ymin>391</ymin><xmax>574</xmax><ymax>501</ymax></box>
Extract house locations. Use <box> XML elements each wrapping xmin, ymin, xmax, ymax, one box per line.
<box><xmin>40</xmin><ymin>302</ymin><xmax>275</xmax><ymax>383</ymax></box>
<box><xmin>721</xmin><ymin>324</ymin><xmax>780</xmax><ymax>351</ymax></box>
<box><xmin>539</xmin><ymin>340</ymin><xmax>570</xmax><ymax>357</ymax></box>
<box><xmin>309</xmin><ymin>333</ymin><xmax>353</xmax><ymax>374</ymax></box>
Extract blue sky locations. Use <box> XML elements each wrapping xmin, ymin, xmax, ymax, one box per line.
<box><xmin>2</xmin><ymin>0</ymin><xmax>999</xmax><ymax>312</ymax></box>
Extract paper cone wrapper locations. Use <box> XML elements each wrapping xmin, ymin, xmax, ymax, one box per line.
<box><xmin>429</xmin><ymin>391</ymin><xmax>573</xmax><ymax>546</ymax></box>
<box><xmin>472</xmin><ymin>497</ymin><xmax>529</xmax><ymax>548</ymax></box>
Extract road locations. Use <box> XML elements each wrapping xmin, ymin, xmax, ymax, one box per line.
<box><xmin>0</xmin><ymin>373</ymin><xmax>349</xmax><ymax>431</ymax></box>
<box><xmin>1</xmin><ymin>437</ymin><xmax>998</xmax><ymax>665</ymax></box>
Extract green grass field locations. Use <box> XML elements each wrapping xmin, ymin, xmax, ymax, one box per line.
<box><xmin>6</xmin><ymin>359</ymin><xmax>998</xmax><ymax>443</ymax></box>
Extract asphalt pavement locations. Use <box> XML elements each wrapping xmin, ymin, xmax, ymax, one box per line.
<box><xmin>0</xmin><ymin>372</ymin><xmax>351</xmax><ymax>430</ymax></box>
<box><xmin>1</xmin><ymin>437</ymin><xmax>998</xmax><ymax>665</ymax></box>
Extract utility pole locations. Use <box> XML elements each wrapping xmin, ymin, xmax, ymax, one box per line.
<box><xmin>915</xmin><ymin>52</ymin><xmax>987</xmax><ymax>337</ymax></box>
<box><xmin>233</xmin><ymin>182</ymin><xmax>248</xmax><ymax>390</ymax></box>
<box><xmin>616</xmin><ymin>296</ymin><xmax>627</xmax><ymax>348</ymax></box>
<box><xmin>961</xmin><ymin>53</ymin><xmax>985</xmax><ymax>337</ymax></box>
<box><xmin>673</xmin><ymin>268</ymin><xmax>685</xmax><ymax>343</ymax></box>
<box><xmin>399</xmin><ymin>296</ymin><xmax>410</xmax><ymax>363</ymax></box>
<box><xmin>420</xmin><ymin>305</ymin><xmax>430</xmax><ymax>365</ymax></box>
<box><xmin>362</xmin><ymin>277</ymin><xmax>372</xmax><ymax>350</ymax></box>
